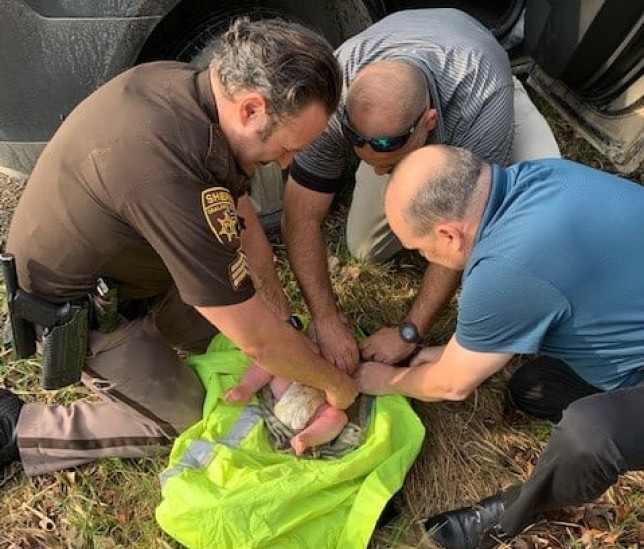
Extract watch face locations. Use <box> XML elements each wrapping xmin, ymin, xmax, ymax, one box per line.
<box><xmin>287</xmin><ymin>315</ymin><xmax>304</xmax><ymax>330</ymax></box>
<box><xmin>399</xmin><ymin>322</ymin><xmax>420</xmax><ymax>344</ymax></box>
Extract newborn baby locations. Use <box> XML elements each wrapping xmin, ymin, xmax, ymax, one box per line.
<box><xmin>224</xmin><ymin>364</ymin><xmax>348</xmax><ymax>456</ymax></box>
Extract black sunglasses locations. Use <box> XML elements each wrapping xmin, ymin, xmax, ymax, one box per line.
<box><xmin>341</xmin><ymin>109</ymin><xmax>426</xmax><ymax>153</ymax></box>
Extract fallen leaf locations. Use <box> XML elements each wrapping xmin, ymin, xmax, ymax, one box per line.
<box><xmin>584</xmin><ymin>505</ymin><xmax>610</xmax><ymax>530</ymax></box>
<box><xmin>117</xmin><ymin>508</ymin><xmax>132</xmax><ymax>525</ymax></box>
<box><xmin>635</xmin><ymin>519</ymin><xmax>644</xmax><ymax>542</ymax></box>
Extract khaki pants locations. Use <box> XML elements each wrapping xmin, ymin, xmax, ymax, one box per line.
<box><xmin>16</xmin><ymin>289</ymin><xmax>215</xmax><ymax>476</ymax></box>
<box><xmin>249</xmin><ymin>163</ymin><xmax>286</xmax><ymax>231</ymax></box>
<box><xmin>346</xmin><ymin>77</ymin><xmax>562</xmax><ymax>262</ymax></box>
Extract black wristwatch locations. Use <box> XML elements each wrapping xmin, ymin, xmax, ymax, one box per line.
<box><xmin>286</xmin><ymin>315</ymin><xmax>304</xmax><ymax>331</ymax></box>
<box><xmin>398</xmin><ymin>321</ymin><xmax>423</xmax><ymax>345</ymax></box>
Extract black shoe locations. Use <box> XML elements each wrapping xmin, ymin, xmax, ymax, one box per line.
<box><xmin>424</xmin><ymin>492</ymin><xmax>510</xmax><ymax>549</ymax></box>
<box><xmin>0</xmin><ymin>388</ymin><xmax>24</xmax><ymax>468</ymax></box>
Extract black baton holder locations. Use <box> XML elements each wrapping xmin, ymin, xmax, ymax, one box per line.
<box><xmin>1</xmin><ymin>252</ymin><xmax>89</xmax><ymax>390</ymax></box>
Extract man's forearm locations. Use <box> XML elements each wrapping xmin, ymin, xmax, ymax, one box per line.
<box><xmin>253</xmin><ymin>322</ymin><xmax>349</xmax><ymax>390</ymax></box>
<box><xmin>405</xmin><ymin>263</ymin><xmax>461</xmax><ymax>335</ymax></box>
<box><xmin>284</xmin><ymin>221</ymin><xmax>338</xmax><ymax>321</ymax></box>
<box><xmin>196</xmin><ymin>296</ymin><xmax>357</xmax><ymax>408</ymax></box>
<box><xmin>246</xmin><ymin>249</ymin><xmax>291</xmax><ymax>320</ymax></box>
<box><xmin>358</xmin><ymin>338</ymin><xmax>512</xmax><ymax>402</ymax></box>
<box><xmin>358</xmin><ymin>358</ymin><xmax>462</xmax><ymax>402</ymax></box>
<box><xmin>388</xmin><ymin>361</ymin><xmax>464</xmax><ymax>402</ymax></box>
<box><xmin>387</xmin><ymin>341</ymin><xmax>511</xmax><ymax>401</ymax></box>
<box><xmin>239</xmin><ymin>197</ymin><xmax>291</xmax><ymax>319</ymax></box>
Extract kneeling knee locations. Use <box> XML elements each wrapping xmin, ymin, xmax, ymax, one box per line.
<box><xmin>507</xmin><ymin>367</ymin><xmax>556</xmax><ymax>420</ymax></box>
<box><xmin>347</xmin><ymin>233</ymin><xmax>377</xmax><ymax>261</ymax></box>
<box><xmin>555</xmin><ymin>399</ymin><xmax>623</xmax><ymax>473</ymax></box>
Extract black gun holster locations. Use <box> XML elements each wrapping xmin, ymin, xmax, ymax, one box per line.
<box><xmin>1</xmin><ymin>252</ymin><xmax>89</xmax><ymax>390</ymax></box>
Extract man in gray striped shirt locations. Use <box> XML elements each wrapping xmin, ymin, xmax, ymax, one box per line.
<box><xmin>282</xmin><ymin>9</ymin><xmax>561</xmax><ymax>372</ymax></box>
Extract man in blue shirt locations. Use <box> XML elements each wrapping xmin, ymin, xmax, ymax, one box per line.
<box><xmin>357</xmin><ymin>145</ymin><xmax>644</xmax><ymax>548</ymax></box>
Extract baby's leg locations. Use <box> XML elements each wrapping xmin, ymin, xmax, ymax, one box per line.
<box><xmin>290</xmin><ymin>404</ymin><xmax>348</xmax><ymax>456</ymax></box>
<box><xmin>224</xmin><ymin>363</ymin><xmax>272</xmax><ymax>403</ymax></box>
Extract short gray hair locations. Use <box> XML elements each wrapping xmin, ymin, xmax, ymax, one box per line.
<box><xmin>406</xmin><ymin>148</ymin><xmax>484</xmax><ymax>235</ymax></box>
<box><xmin>210</xmin><ymin>18</ymin><xmax>342</xmax><ymax>119</ymax></box>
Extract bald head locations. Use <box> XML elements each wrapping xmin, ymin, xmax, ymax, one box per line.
<box><xmin>347</xmin><ymin>60</ymin><xmax>428</xmax><ymax>135</ymax></box>
<box><xmin>385</xmin><ymin>146</ymin><xmax>486</xmax><ymax>238</ymax></box>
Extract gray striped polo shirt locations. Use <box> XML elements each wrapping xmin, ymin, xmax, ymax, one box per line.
<box><xmin>290</xmin><ymin>8</ymin><xmax>515</xmax><ymax>193</ymax></box>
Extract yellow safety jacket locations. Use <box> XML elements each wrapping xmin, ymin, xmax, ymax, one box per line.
<box><xmin>156</xmin><ymin>325</ymin><xmax>425</xmax><ymax>549</ymax></box>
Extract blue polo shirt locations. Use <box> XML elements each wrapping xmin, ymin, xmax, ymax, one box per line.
<box><xmin>456</xmin><ymin>159</ymin><xmax>644</xmax><ymax>390</ymax></box>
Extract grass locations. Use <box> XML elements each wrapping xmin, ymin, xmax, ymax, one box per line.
<box><xmin>1</xmin><ymin>87</ymin><xmax>643</xmax><ymax>549</ymax></box>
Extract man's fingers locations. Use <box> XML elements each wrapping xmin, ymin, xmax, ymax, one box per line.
<box><xmin>349</xmin><ymin>345</ymin><xmax>360</xmax><ymax>370</ymax></box>
<box><xmin>334</xmin><ymin>355</ymin><xmax>350</xmax><ymax>373</ymax></box>
<box><xmin>362</xmin><ymin>347</ymin><xmax>378</xmax><ymax>362</ymax></box>
<box><xmin>323</xmin><ymin>346</ymin><xmax>349</xmax><ymax>372</ymax></box>
<box><xmin>358</xmin><ymin>339</ymin><xmax>369</xmax><ymax>353</ymax></box>
<box><xmin>409</xmin><ymin>351</ymin><xmax>431</xmax><ymax>367</ymax></box>
<box><xmin>335</xmin><ymin>332</ymin><xmax>359</xmax><ymax>371</ymax></box>
<box><xmin>314</xmin><ymin>318</ymin><xmax>360</xmax><ymax>373</ymax></box>
<box><xmin>360</xmin><ymin>347</ymin><xmax>385</xmax><ymax>364</ymax></box>
<box><xmin>344</xmin><ymin>347</ymin><xmax>360</xmax><ymax>375</ymax></box>
<box><xmin>337</xmin><ymin>347</ymin><xmax>359</xmax><ymax>374</ymax></box>
<box><xmin>359</xmin><ymin>339</ymin><xmax>375</xmax><ymax>360</ymax></box>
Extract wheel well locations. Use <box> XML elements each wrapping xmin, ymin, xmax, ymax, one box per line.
<box><xmin>136</xmin><ymin>0</ymin><xmax>373</xmax><ymax>64</ymax></box>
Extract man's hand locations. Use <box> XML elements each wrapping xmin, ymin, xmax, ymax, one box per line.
<box><xmin>312</xmin><ymin>315</ymin><xmax>360</xmax><ymax>374</ymax></box>
<box><xmin>355</xmin><ymin>361</ymin><xmax>398</xmax><ymax>396</ymax></box>
<box><xmin>325</xmin><ymin>372</ymin><xmax>359</xmax><ymax>409</ymax></box>
<box><xmin>359</xmin><ymin>326</ymin><xmax>417</xmax><ymax>364</ymax></box>
<box><xmin>410</xmin><ymin>345</ymin><xmax>446</xmax><ymax>367</ymax></box>
<box><xmin>300</xmin><ymin>326</ymin><xmax>322</xmax><ymax>355</ymax></box>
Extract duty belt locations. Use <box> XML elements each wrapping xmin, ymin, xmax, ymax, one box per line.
<box><xmin>1</xmin><ymin>252</ymin><xmax>89</xmax><ymax>390</ymax></box>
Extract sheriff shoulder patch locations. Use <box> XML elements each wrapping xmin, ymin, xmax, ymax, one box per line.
<box><xmin>229</xmin><ymin>252</ymin><xmax>250</xmax><ymax>290</ymax></box>
<box><xmin>201</xmin><ymin>187</ymin><xmax>240</xmax><ymax>247</ymax></box>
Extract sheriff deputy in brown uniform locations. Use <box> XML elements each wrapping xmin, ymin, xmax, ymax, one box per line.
<box><xmin>0</xmin><ymin>18</ymin><xmax>357</xmax><ymax>476</ymax></box>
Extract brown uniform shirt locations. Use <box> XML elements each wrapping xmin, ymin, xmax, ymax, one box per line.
<box><xmin>7</xmin><ymin>62</ymin><xmax>255</xmax><ymax>307</ymax></box>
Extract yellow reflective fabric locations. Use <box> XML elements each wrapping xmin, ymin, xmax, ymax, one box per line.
<box><xmin>156</xmin><ymin>328</ymin><xmax>425</xmax><ymax>549</ymax></box>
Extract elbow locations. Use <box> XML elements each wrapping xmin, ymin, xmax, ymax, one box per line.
<box><xmin>282</xmin><ymin>208</ymin><xmax>322</xmax><ymax>239</ymax></box>
<box><xmin>442</xmin><ymin>385</ymin><xmax>475</xmax><ymax>402</ymax></box>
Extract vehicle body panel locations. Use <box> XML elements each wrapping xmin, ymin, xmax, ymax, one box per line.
<box><xmin>0</xmin><ymin>0</ymin><xmax>641</xmax><ymax>176</ymax></box>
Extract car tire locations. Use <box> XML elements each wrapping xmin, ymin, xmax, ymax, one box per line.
<box><xmin>137</xmin><ymin>0</ymin><xmax>300</xmax><ymax>66</ymax></box>
<box><xmin>137</xmin><ymin>0</ymin><xmax>298</xmax><ymax>230</ymax></box>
